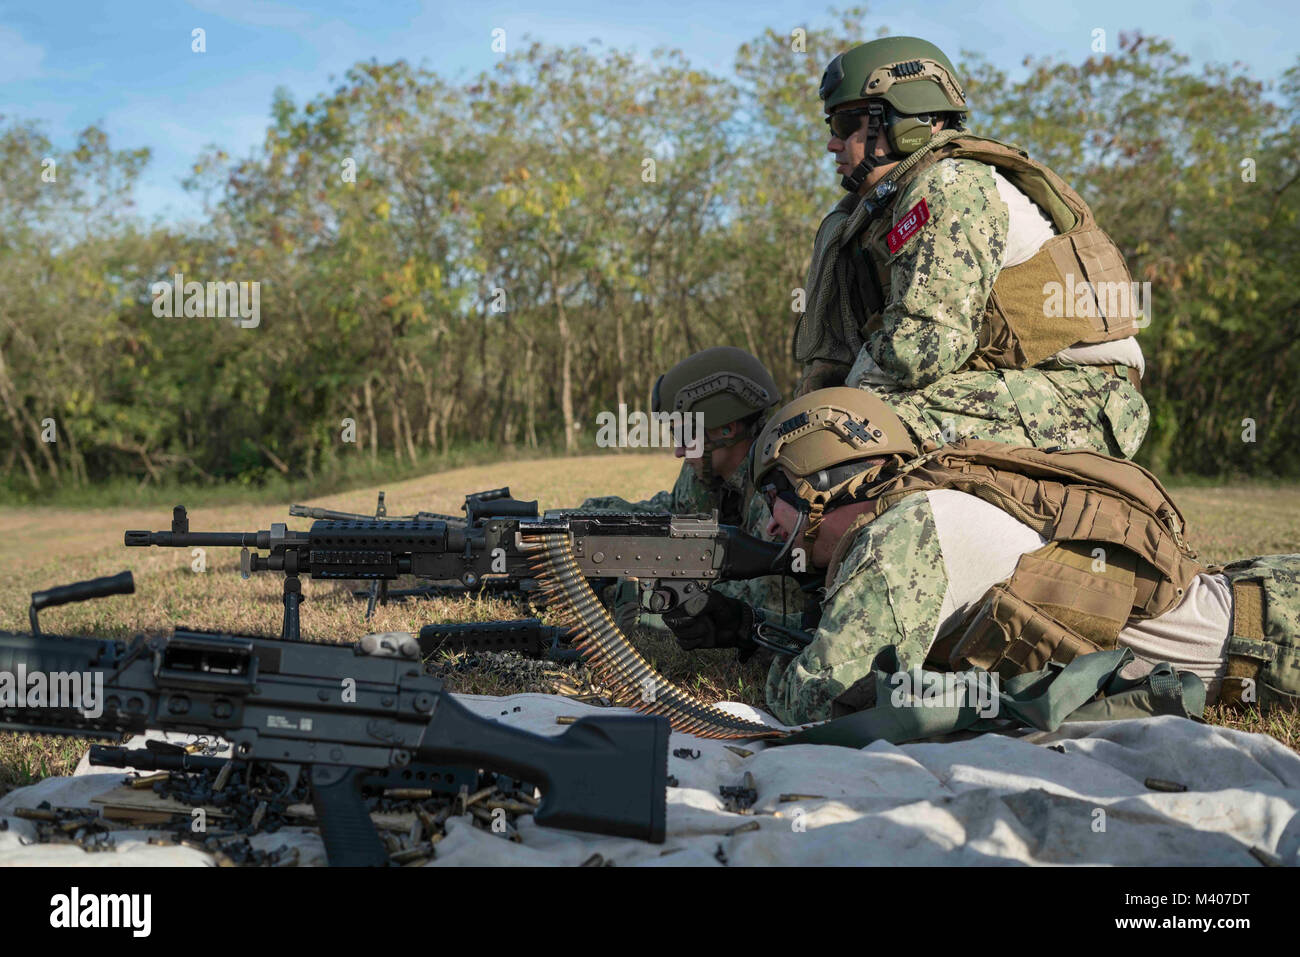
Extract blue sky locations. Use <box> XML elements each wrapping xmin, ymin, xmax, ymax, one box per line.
<box><xmin>2</xmin><ymin>0</ymin><xmax>1296</xmax><ymax>223</ymax></box>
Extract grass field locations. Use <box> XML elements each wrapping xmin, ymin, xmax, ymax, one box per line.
<box><xmin>2</xmin><ymin>452</ymin><xmax>1298</xmax><ymax>793</ymax></box>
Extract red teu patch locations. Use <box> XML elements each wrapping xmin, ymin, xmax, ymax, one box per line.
<box><xmin>886</xmin><ymin>199</ymin><xmax>930</xmax><ymax>254</ymax></box>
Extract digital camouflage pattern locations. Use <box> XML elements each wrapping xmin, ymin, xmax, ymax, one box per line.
<box><xmin>845</xmin><ymin>157</ymin><xmax>1149</xmax><ymax>458</ymax></box>
<box><xmin>765</xmin><ymin>494</ymin><xmax>947</xmax><ymax>724</ymax></box>
<box><xmin>863</xmin><ymin>364</ymin><xmax>1150</xmax><ymax>459</ymax></box>
<box><xmin>860</xmin><ymin>159</ymin><xmax>1007</xmax><ymax>388</ymax></box>
<box><xmin>1223</xmin><ymin>555</ymin><xmax>1300</xmax><ymax>710</ymax></box>
<box><xmin>579</xmin><ymin>458</ymin><xmax>719</xmax><ymax>517</ymax></box>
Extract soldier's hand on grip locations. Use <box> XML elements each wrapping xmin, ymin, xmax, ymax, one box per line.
<box><xmin>663</xmin><ymin>590</ymin><xmax>758</xmax><ymax>662</ymax></box>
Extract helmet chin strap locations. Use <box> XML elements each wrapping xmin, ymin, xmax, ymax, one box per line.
<box><xmin>771</xmin><ymin>509</ymin><xmax>807</xmax><ymax>572</ymax></box>
<box><xmin>840</xmin><ymin>153</ymin><xmax>889</xmax><ymax>194</ymax></box>
<box><xmin>697</xmin><ymin>424</ymin><xmax>755</xmax><ymax>489</ymax></box>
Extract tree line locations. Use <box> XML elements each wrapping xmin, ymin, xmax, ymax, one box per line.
<box><xmin>2</xmin><ymin>12</ymin><xmax>1297</xmax><ymax>496</ymax></box>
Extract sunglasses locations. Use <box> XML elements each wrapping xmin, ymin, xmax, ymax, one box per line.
<box><xmin>825</xmin><ymin>103</ymin><xmax>885</xmax><ymax>140</ymax></box>
<box><xmin>760</xmin><ymin>478</ymin><xmax>802</xmax><ymax>513</ymax></box>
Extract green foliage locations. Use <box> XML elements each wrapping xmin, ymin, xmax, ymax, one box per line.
<box><xmin>964</xmin><ymin>33</ymin><xmax>1300</xmax><ymax>475</ymax></box>
<box><xmin>1</xmin><ymin>16</ymin><xmax>1296</xmax><ymax>496</ymax></box>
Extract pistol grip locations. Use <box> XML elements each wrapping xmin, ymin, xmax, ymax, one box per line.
<box><xmin>309</xmin><ymin>765</ymin><xmax>390</xmax><ymax>866</ymax></box>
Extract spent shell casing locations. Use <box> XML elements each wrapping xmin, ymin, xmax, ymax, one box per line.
<box><xmin>213</xmin><ymin>760</ymin><xmax>235</xmax><ymax>792</ymax></box>
<box><xmin>389</xmin><ymin>843</ymin><xmax>433</xmax><ymax>864</ymax></box>
<box><xmin>384</xmin><ymin>788</ymin><xmax>434</xmax><ymax>800</ymax></box>
<box><xmin>15</xmin><ymin>808</ymin><xmax>58</xmax><ymax>822</ymax></box>
<box><xmin>129</xmin><ymin>771</ymin><xmax>169</xmax><ymax>790</ymax></box>
<box><xmin>417</xmin><ymin>807</ymin><xmax>438</xmax><ymax>834</ymax></box>
<box><xmin>778</xmin><ymin>793</ymin><xmax>826</xmax><ymax>803</ymax></box>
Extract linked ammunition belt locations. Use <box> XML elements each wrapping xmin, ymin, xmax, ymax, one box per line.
<box><xmin>520</xmin><ymin>531</ymin><xmax>784</xmax><ymax>739</ymax></box>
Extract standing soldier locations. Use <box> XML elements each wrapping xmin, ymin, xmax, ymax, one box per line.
<box><xmin>794</xmin><ymin>37</ymin><xmax>1150</xmax><ymax>459</ymax></box>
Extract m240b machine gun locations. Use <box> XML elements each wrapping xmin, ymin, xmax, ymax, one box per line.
<box><xmin>289</xmin><ymin>489</ymin><xmax>541</xmax><ymax>617</ymax></box>
<box><xmin>125</xmin><ymin>506</ymin><xmax>792</xmax><ymax>642</ymax></box>
<box><xmin>0</xmin><ymin>572</ymin><xmax>669</xmax><ymax>864</ymax></box>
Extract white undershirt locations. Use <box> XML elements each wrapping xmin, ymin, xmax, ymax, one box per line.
<box><xmin>925</xmin><ymin>489</ymin><xmax>1231</xmax><ymax>700</ymax></box>
<box><xmin>992</xmin><ymin>170</ymin><xmax>1056</xmax><ymax>270</ymax></box>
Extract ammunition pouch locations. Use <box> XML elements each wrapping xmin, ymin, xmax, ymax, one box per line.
<box><xmin>1219</xmin><ymin>576</ymin><xmax>1300</xmax><ymax>712</ymax></box>
<box><xmin>947</xmin><ymin>542</ymin><xmax>1135</xmax><ymax>677</ymax></box>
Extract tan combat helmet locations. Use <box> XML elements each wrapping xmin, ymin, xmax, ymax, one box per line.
<box><xmin>752</xmin><ymin>387</ymin><xmax>917</xmax><ymax>544</ymax></box>
<box><xmin>652</xmin><ymin>346</ymin><xmax>781</xmax><ymax>449</ymax></box>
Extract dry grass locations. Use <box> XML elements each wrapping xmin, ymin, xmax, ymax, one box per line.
<box><xmin>0</xmin><ymin>453</ymin><xmax>683</xmax><ymax>793</ymax></box>
<box><xmin>1</xmin><ymin>454</ymin><xmax>1297</xmax><ymax>793</ymax></box>
<box><xmin>1163</xmin><ymin>484</ymin><xmax>1300</xmax><ymax>564</ymax></box>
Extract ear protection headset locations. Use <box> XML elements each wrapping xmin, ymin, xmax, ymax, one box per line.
<box><xmin>883</xmin><ymin>103</ymin><xmax>935</xmax><ymax>155</ymax></box>
<box><xmin>838</xmin><ymin>101</ymin><xmax>936</xmax><ymax>193</ymax></box>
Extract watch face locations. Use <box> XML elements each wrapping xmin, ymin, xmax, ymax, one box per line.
<box><xmin>820</xmin><ymin>54</ymin><xmax>844</xmax><ymax>101</ymax></box>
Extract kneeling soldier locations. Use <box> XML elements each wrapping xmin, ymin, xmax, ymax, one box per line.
<box><xmin>796</xmin><ymin>36</ymin><xmax>1149</xmax><ymax>459</ymax></box>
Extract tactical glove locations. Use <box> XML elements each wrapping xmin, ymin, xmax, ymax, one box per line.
<box><xmin>663</xmin><ymin>590</ymin><xmax>758</xmax><ymax>663</ymax></box>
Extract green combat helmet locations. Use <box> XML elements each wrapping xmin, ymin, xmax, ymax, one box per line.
<box><xmin>820</xmin><ymin>36</ymin><xmax>968</xmax><ymax>191</ymax></box>
<box><xmin>752</xmin><ymin>387</ymin><xmax>917</xmax><ymax>545</ymax></box>
<box><xmin>651</xmin><ymin>347</ymin><xmax>781</xmax><ymax>484</ymax></box>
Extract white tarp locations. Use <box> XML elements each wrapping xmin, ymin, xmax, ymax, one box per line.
<box><xmin>2</xmin><ymin>693</ymin><xmax>1297</xmax><ymax>866</ymax></box>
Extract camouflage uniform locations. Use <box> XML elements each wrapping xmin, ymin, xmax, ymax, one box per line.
<box><xmin>765</xmin><ymin>495</ymin><xmax>945</xmax><ymax>723</ymax></box>
<box><xmin>1222</xmin><ymin>555</ymin><xmax>1300</xmax><ymax>712</ymax></box>
<box><xmin>579</xmin><ymin>459</ymin><xmax>718</xmax><ymax>517</ymax></box>
<box><xmin>764</xmin><ymin>490</ymin><xmax>1300</xmax><ymax>724</ymax></box>
<box><xmin>844</xmin><ymin>158</ymin><xmax>1148</xmax><ymax>459</ymax></box>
